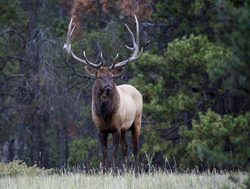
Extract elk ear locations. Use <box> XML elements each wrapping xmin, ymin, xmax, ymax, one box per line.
<box><xmin>85</xmin><ymin>66</ymin><xmax>97</xmax><ymax>76</ymax></box>
<box><xmin>112</xmin><ymin>67</ymin><xmax>125</xmax><ymax>77</ymax></box>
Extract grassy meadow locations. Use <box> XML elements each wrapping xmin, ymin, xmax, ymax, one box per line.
<box><xmin>0</xmin><ymin>161</ymin><xmax>247</xmax><ymax>189</ymax></box>
<box><xmin>0</xmin><ymin>171</ymin><xmax>246</xmax><ymax>189</ymax></box>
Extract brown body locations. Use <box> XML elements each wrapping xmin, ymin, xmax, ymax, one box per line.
<box><xmin>92</xmin><ymin>84</ymin><xmax>142</xmax><ymax>133</ymax></box>
<box><xmin>89</xmin><ymin>67</ymin><xmax>142</xmax><ymax>173</ymax></box>
<box><xmin>64</xmin><ymin>15</ymin><xmax>143</xmax><ymax>174</ymax></box>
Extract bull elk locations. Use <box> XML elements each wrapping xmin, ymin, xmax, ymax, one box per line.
<box><xmin>63</xmin><ymin>16</ymin><xmax>143</xmax><ymax>174</ymax></box>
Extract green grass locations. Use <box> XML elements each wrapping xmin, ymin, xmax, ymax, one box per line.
<box><xmin>0</xmin><ymin>171</ymin><xmax>246</xmax><ymax>189</ymax></box>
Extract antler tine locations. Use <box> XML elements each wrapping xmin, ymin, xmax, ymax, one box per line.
<box><xmin>83</xmin><ymin>51</ymin><xmax>103</xmax><ymax>68</ymax></box>
<box><xmin>63</xmin><ymin>19</ymin><xmax>74</xmax><ymax>54</ymax></box>
<box><xmin>100</xmin><ymin>52</ymin><xmax>104</xmax><ymax>65</ymax></box>
<box><xmin>63</xmin><ymin>18</ymin><xmax>102</xmax><ymax>69</ymax></box>
<box><xmin>94</xmin><ymin>52</ymin><xmax>104</xmax><ymax>68</ymax></box>
<box><xmin>125</xmin><ymin>24</ymin><xmax>136</xmax><ymax>51</ymax></box>
<box><xmin>110</xmin><ymin>53</ymin><xmax>120</xmax><ymax>69</ymax></box>
<box><xmin>113</xmin><ymin>15</ymin><xmax>143</xmax><ymax>68</ymax></box>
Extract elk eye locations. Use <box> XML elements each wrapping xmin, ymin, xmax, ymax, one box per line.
<box><xmin>96</xmin><ymin>77</ymin><xmax>104</xmax><ymax>82</ymax></box>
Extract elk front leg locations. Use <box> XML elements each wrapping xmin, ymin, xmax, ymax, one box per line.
<box><xmin>98</xmin><ymin>132</ymin><xmax>108</xmax><ymax>174</ymax></box>
<box><xmin>112</xmin><ymin>128</ymin><xmax>121</xmax><ymax>174</ymax></box>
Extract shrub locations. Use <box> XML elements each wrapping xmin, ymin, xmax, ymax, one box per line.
<box><xmin>182</xmin><ymin>110</ymin><xmax>250</xmax><ymax>169</ymax></box>
<box><xmin>68</xmin><ymin>137</ymin><xmax>98</xmax><ymax>168</ymax></box>
<box><xmin>0</xmin><ymin>161</ymin><xmax>53</xmax><ymax>177</ymax></box>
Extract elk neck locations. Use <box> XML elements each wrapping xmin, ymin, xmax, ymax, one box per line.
<box><xmin>92</xmin><ymin>82</ymin><xmax>120</xmax><ymax>122</ymax></box>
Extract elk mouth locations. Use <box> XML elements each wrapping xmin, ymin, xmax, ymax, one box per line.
<box><xmin>102</xmin><ymin>88</ymin><xmax>112</xmax><ymax>98</ymax></box>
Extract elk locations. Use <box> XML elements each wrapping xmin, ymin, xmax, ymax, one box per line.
<box><xmin>63</xmin><ymin>16</ymin><xmax>143</xmax><ymax>174</ymax></box>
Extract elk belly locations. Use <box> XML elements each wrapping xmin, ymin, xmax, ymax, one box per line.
<box><xmin>119</xmin><ymin>102</ymin><xmax>136</xmax><ymax>131</ymax></box>
<box><xmin>117</xmin><ymin>86</ymin><xmax>137</xmax><ymax>131</ymax></box>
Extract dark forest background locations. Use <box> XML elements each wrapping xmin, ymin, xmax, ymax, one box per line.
<box><xmin>0</xmin><ymin>0</ymin><xmax>249</xmax><ymax>171</ymax></box>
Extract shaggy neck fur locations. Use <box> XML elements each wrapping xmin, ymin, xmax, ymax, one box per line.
<box><xmin>92</xmin><ymin>83</ymin><xmax>120</xmax><ymax>122</ymax></box>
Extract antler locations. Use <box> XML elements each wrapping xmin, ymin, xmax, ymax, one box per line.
<box><xmin>110</xmin><ymin>15</ymin><xmax>143</xmax><ymax>69</ymax></box>
<box><xmin>63</xmin><ymin>19</ymin><xmax>103</xmax><ymax>69</ymax></box>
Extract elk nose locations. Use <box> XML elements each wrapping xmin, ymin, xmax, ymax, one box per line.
<box><xmin>104</xmin><ymin>84</ymin><xmax>112</xmax><ymax>91</ymax></box>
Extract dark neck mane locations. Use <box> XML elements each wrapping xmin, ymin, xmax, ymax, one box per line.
<box><xmin>92</xmin><ymin>84</ymin><xmax>120</xmax><ymax>121</ymax></box>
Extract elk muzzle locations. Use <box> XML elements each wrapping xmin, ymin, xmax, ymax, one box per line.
<box><xmin>104</xmin><ymin>83</ymin><xmax>112</xmax><ymax>92</ymax></box>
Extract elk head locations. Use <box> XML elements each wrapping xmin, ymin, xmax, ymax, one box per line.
<box><xmin>63</xmin><ymin>15</ymin><xmax>143</xmax><ymax>97</ymax></box>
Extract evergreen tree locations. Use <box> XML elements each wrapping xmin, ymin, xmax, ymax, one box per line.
<box><xmin>212</xmin><ymin>1</ymin><xmax>250</xmax><ymax>95</ymax></box>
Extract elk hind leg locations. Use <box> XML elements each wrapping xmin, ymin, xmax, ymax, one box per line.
<box><xmin>131</xmin><ymin>115</ymin><xmax>141</xmax><ymax>176</ymax></box>
<box><xmin>120</xmin><ymin>131</ymin><xmax>128</xmax><ymax>171</ymax></box>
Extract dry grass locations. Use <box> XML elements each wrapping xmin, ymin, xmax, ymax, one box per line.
<box><xmin>0</xmin><ymin>171</ymin><xmax>246</xmax><ymax>189</ymax></box>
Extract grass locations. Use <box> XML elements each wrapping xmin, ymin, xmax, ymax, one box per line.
<box><xmin>0</xmin><ymin>161</ymin><xmax>247</xmax><ymax>189</ymax></box>
<box><xmin>0</xmin><ymin>171</ymin><xmax>246</xmax><ymax>189</ymax></box>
